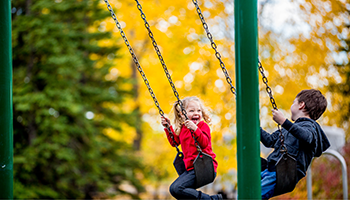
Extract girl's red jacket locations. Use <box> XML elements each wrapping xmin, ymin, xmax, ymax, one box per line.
<box><xmin>164</xmin><ymin>121</ymin><xmax>218</xmax><ymax>172</ymax></box>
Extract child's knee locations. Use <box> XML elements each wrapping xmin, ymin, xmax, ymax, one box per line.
<box><xmin>170</xmin><ymin>180</ymin><xmax>188</xmax><ymax>197</ymax></box>
<box><xmin>169</xmin><ymin>182</ymin><xmax>182</xmax><ymax>196</ymax></box>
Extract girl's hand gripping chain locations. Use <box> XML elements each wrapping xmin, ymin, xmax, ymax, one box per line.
<box><xmin>161</xmin><ymin>116</ymin><xmax>171</xmax><ymax>128</ymax></box>
<box><xmin>184</xmin><ymin>120</ymin><xmax>198</xmax><ymax>132</ymax></box>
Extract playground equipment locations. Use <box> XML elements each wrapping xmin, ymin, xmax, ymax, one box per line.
<box><xmin>104</xmin><ymin>0</ymin><xmax>260</xmax><ymax>197</ymax></box>
<box><xmin>191</xmin><ymin>0</ymin><xmax>236</xmax><ymax>96</ymax></box>
<box><xmin>307</xmin><ymin>148</ymin><xmax>348</xmax><ymax>200</ymax></box>
<box><xmin>104</xmin><ymin>0</ymin><xmax>217</xmax><ymax>188</ymax></box>
<box><xmin>234</xmin><ymin>1</ymin><xmax>260</xmax><ymax>197</ymax></box>
<box><xmin>103</xmin><ymin>0</ymin><xmax>188</xmax><ymax>178</ymax></box>
<box><xmin>3</xmin><ymin>1</ymin><xmax>346</xmax><ymax>199</ymax></box>
<box><xmin>134</xmin><ymin>0</ymin><xmax>217</xmax><ymax>188</ymax></box>
<box><xmin>106</xmin><ymin>0</ymin><xmax>312</xmax><ymax>196</ymax></box>
<box><xmin>259</xmin><ymin>62</ymin><xmax>298</xmax><ymax>196</ymax></box>
<box><xmin>0</xmin><ymin>0</ymin><xmax>13</xmax><ymax>198</ymax></box>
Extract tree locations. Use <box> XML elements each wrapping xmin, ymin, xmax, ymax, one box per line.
<box><xmin>326</xmin><ymin>0</ymin><xmax>350</xmax><ymax>137</ymax></box>
<box><xmin>287</xmin><ymin>0</ymin><xmax>350</xmax><ymax>136</ymax></box>
<box><xmin>258</xmin><ymin>1</ymin><xmax>350</xmax><ymax>198</ymax></box>
<box><xmin>12</xmin><ymin>0</ymin><xmax>144</xmax><ymax>198</ymax></box>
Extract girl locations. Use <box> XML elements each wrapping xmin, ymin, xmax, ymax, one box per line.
<box><xmin>161</xmin><ymin>96</ymin><xmax>222</xmax><ymax>200</ymax></box>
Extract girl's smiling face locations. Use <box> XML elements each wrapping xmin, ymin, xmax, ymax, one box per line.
<box><xmin>185</xmin><ymin>101</ymin><xmax>202</xmax><ymax>125</ymax></box>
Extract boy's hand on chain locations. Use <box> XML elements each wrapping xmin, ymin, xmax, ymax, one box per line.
<box><xmin>272</xmin><ymin>109</ymin><xmax>286</xmax><ymax>125</ymax></box>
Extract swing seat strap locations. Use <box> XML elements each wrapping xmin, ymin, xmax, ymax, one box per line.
<box><xmin>193</xmin><ymin>151</ymin><xmax>215</xmax><ymax>188</ymax></box>
<box><xmin>273</xmin><ymin>153</ymin><xmax>298</xmax><ymax>196</ymax></box>
<box><xmin>173</xmin><ymin>152</ymin><xmax>186</xmax><ymax>176</ymax></box>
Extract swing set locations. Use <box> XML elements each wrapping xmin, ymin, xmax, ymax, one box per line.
<box><xmin>104</xmin><ymin>0</ymin><xmax>296</xmax><ymax>198</ymax></box>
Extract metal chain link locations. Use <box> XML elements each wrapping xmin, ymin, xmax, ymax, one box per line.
<box><xmin>103</xmin><ymin>0</ymin><xmax>181</xmax><ymax>150</ymax></box>
<box><xmin>135</xmin><ymin>0</ymin><xmax>181</xmax><ymax>103</ymax></box>
<box><xmin>258</xmin><ymin>61</ymin><xmax>278</xmax><ymax>110</ymax></box>
<box><xmin>258</xmin><ymin>60</ymin><xmax>286</xmax><ymax>152</ymax></box>
<box><xmin>135</xmin><ymin>0</ymin><xmax>202</xmax><ymax>151</ymax></box>
<box><xmin>192</xmin><ymin>0</ymin><xmax>236</xmax><ymax>96</ymax></box>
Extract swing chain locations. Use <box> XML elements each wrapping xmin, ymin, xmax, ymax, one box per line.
<box><xmin>192</xmin><ymin>133</ymin><xmax>202</xmax><ymax>152</ymax></box>
<box><xmin>168</xmin><ymin>125</ymin><xmax>181</xmax><ymax>152</ymax></box>
<box><xmin>104</xmin><ymin>0</ymin><xmax>181</xmax><ymax>149</ymax></box>
<box><xmin>192</xmin><ymin>0</ymin><xmax>236</xmax><ymax>96</ymax></box>
<box><xmin>258</xmin><ymin>60</ymin><xmax>286</xmax><ymax>152</ymax></box>
<box><xmin>258</xmin><ymin>61</ymin><xmax>278</xmax><ymax>110</ymax></box>
<box><xmin>164</xmin><ymin>122</ymin><xmax>181</xmax><ymax>150</ymax></box>
<box><xmin>104</xmin><ymin>0</ymin><xmax>163</xmax><ymax>115</ymax></box>
<box><xmin>135</xmin><ymin>0</ymin><xmax>203</xmax><ymax>152</ymax></box>
<box><xmin>135</xmin><ymin>0</ymin><xmax>181</xmax><ymax>104</ymax></box>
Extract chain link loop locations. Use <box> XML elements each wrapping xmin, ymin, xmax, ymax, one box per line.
<box><xmin>103</xmin><ymin>0</ymin><xmax>182</xmax><ymax>150</ymax></box>
<box><xmin>135</xmin><ymin>0</ymin><xmax>202</xmax><ymax>151</ymax></box>
<box><xmin>192</xmin><ymin>0</ymin><xmax>236</xmax><ymax>96</ymax></box>
<box><xmin>258</xmin><ymin>61</ymin><xmax>278</xmax><ymax>110</ymax></box>
<box><xmin>258</xmin><ymin>60</ymin><xmax>286</xmax><ymax>152</ymax></box>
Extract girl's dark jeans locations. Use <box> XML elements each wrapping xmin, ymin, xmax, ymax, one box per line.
<box><xmin>169</xmin><ymin>170</ymin><xmax>218</xmax><ymax>199</ymax></box>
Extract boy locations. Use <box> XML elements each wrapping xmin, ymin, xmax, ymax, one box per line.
<box><xmin>260</xmin><ymin>89</ymin><xmax>330</xmax><ymax>199</ymax></box>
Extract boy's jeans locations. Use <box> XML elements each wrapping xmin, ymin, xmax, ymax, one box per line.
<box><xmin>169</xmin><ymin>170</ymin><xmax>218</xmax><ymax>199</ymax></box>
<box><xmin>261</xmin><ymin>169</ymin><xmax>276</xmax><ymax>199</ymax></box>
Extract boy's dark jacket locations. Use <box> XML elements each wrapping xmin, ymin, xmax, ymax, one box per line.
<box><xmin>261</xmin><ymin>117</ymin><xmax>330</xmax><ymax>181</ymax></box>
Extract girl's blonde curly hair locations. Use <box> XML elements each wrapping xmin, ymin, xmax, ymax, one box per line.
<box><xmin>173</xmin><ymin>96</ymin><xmax>211</xmax><ymax>135</ymax></box>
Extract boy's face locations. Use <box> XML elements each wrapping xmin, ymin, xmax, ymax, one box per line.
<box><xmin>290</xmin><ymin>98</ymin><xmax>305</xmax><ymax>121</ymax></box>
<box><xmin>185</xmin><ymin>101</ymin><xmax>202</xmax><ymax>125</ymax></box>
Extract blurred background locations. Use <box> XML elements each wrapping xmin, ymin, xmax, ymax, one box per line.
<box><xmin>11</xmin><ymin>0</ymin><xmax>349</xmax><ymax>199</ymax></box>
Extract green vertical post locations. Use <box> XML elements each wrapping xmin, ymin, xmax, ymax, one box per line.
<box><xmin>0</xmin><ymin>0</ymin><xmax>13</xmax><ymax>198</ymax></box>
<box><xmin>234</xmin><ymin>0</ymin><xmax>260</xmax><ymax>199</ymax></box>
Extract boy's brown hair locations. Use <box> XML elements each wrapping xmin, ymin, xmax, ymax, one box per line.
<box><xmin>296</xmin><ymin>89</ymin><xmax>327</xmax><ymax>120</ymax></box>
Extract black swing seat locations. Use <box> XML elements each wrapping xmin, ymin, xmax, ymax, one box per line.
<box><xmin>273</xmin><ymin>153</ymin><xmax>298</xmax><ymax>196</ymax></box>
<box><xmin>194</xmin><ymin>151</ymin><xmax>215</xmax><ymax>188</ymax></box>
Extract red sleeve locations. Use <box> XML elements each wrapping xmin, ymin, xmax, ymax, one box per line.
<box><xmin>164</xmin><ymin>126</ymin><xmax>180</xmax><ymax>147</ymax></box>
<box><xmin>193</xmin><ymin>121</ymin><xmax>210</xmax><ymax>149</ymax></box>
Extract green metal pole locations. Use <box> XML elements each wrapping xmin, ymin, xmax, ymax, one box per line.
<box><xmin>234</xmin><ymin>0</ymin><xmax>260</xmax><ymax>199</ymax></box>
<box><xmin>0</xmin><ymin>0</ymin><xmax>14</xmax><ymax>198</ymax></box>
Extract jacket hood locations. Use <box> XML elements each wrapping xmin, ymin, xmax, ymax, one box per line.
<box><xmin>296</xmin><ymin>118</ymin><xmax>330</xmax><ymax>157</ymax></box>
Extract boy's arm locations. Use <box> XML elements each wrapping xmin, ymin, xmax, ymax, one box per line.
<box><xmin>260</xmin><ymin>128</ymin><xmax>279</xmax><ymax>148</ymax></box>
<box><xmin>282</xmin><ymin>119</ymin><xmax>314</xmax><ymax>144</ymax></box>
<box><xmin>164</xmin><ymin>126</ymin><xmax>180</xmax><ymax>147</ymax></box>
